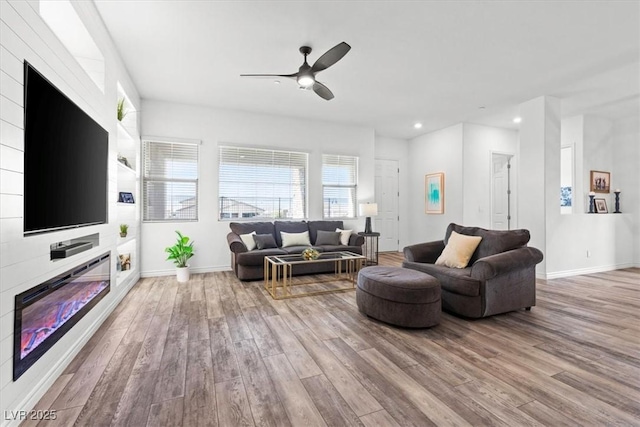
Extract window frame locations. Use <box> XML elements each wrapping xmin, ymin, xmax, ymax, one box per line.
<box><xmin>142</xmin><ymin>137</ymin><xmax>200</xmax><ymax>223</ymax></box>
<box><xmin>322</xmin><ymin>154</ymin><xmax>359</xmax><ymax>220</ymax></box>
<box><xmin>218</xmin><ymin>145</ymin><xmax>309</xmax><ymax>221</ymax></box>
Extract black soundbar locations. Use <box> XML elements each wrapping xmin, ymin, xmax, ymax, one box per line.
<box><xmin>50</xmin><ymin>242</ymin><xmax>93</xmax><ymax>259</ymax></box>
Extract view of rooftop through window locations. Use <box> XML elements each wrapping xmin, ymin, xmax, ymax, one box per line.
<box><xmin>219</xmin><ymin>147</ymin><xmax>307</xmax><ymax>220</ymax></box>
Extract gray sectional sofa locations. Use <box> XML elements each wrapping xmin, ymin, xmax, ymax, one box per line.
<box><xmin>402</xmin><ymin>223</ymin><xmax>543</xmax><ymax>318</ymax></box>
<box><xmin>227</xmin><ymin>220</ymin><xmax>364</xmax><ymax>281</ymax></box>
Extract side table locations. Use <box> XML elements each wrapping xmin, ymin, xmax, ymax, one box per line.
<box><xmin>358</xmin><ymin>232</ymin><xmax>380</xmax><ymax>266</ymax></box>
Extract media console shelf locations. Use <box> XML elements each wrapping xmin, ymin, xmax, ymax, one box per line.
<box><xmin>50</xmin><ymin>233</ymin><xmax>99</xmax><ymax>260</ymax></box>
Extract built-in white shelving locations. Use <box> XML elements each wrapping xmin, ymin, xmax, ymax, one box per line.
<box><xmin>116</xmin><ymin>83</ymin><xmax>140</xmax><ymax>287</ymax></box>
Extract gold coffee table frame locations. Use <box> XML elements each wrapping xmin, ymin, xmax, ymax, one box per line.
<box><xmin>264</xmin><ymin>251</ymin><xmax>365</xmax><ymax>300</ymax></box>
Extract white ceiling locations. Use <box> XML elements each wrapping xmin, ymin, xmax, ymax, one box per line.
<box><xmin>94</xmin><ymin>1</ymin><xmax>640</xmax><ymax>139</ymax></box>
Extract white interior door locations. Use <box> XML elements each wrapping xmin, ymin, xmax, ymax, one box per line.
<box><xmin>491</xmin><ymin>153</ymin><xmax>513</xmax><ymax>230</ymax></box>
<box><xmin>374</xmin><ymin>159</ymin><xmax>399</xmax><ymax>252</ymax></box>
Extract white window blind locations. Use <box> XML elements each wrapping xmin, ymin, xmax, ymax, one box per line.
<box><xmin>322</xmin><ymin>154</ymin><xmax>358</xmax><ymax>218</ymax></box>
<box><xmin>143</xmin><ymin>140</ymin><xmax>198</xmax><ymax>221</ymax></box>
<box><xmin>219</xmin><ymin>146</ymin><xmax>307</xmax><ymax>220</ymax></box>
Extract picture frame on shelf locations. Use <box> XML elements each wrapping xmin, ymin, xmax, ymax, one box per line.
<box><xmin>119</xmin><ymin>253</ymin><xmax>131</xmax><ymax>271</ymax></box>
<box><xmin>590</xmin><ymin>170</ymin><xmax>610</xmax><ymax>193</ymax></box>
<box><xmin>118</xmin><ymin>192</ymin><xmax>135</xmax><ymax>203</ymax></box>
<box><xmin>594</xmin><ymin>198</ymin><xmax>608</xmax><ymax>213</ymax></box>
<box><xmin>425</xmin><ymin>173</ymin><xmax>445</xmax><ymax>214</ymax></box>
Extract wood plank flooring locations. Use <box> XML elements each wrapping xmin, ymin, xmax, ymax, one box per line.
<box><xmin>24</xmin><ymin>253</ymin><xmax>640</xmax><ymax>426</ymax></box>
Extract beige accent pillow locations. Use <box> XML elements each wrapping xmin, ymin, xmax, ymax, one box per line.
<box><xmin>435</xmin><ymin>231</ymin><xmax>482</xmax><ymax>268</ymax></box>
<box><xmin>281</xmin><ymin>231</ymin><xmax>311</xmax><ymax>248</ymax></box>
<box><xmin>240</xmin><ymin>231</ymin><xmax>257</xmax><ymax>251</ymax></box>
<box><xmin>336</xmin><ymin>228</ymin><xmax>353</xmax><ymax>246</ymax></box>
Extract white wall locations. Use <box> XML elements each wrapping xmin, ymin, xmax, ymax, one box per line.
<box><xmin>407</xmin><ymin>124</ymin><xmax>464</xmax><ymax>245</ymax></box>
<box><xmin>374</xmin><ymin>135</ymin><xmax>409</xmax><ymax>250</ymax></box>
<box><xmin>140</xmin><ymin>100</ymin><xmax>375</xmax><ymax>276</ymax></box>
<box><xmin>543</xmin><ymin>114</ymin><xmax>637</xmax><ymax>278</ymax></box>
<box><xmin>462</xmin><ymin>123</ymin><xmax>518</xmax><ymax>228</ymax></box>
<box><xmin>0</xmin><ymin>0</ymin><xmax>140</xmax><ymax>424</ymax></box>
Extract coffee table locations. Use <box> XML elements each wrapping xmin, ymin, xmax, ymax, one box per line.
<box><xmin>263</xmin><ymin>251</ymin><xmax>366</xmax><ymax>300</ymax></box>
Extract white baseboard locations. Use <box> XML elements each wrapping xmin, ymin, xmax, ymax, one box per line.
<box><xmin>2</xmin><ymin>274</ymin><xmax>139</xmax><ymax>427</ymax></box>
<box><xmin>140</xmin><ymin>265</ymin><xmax>231</xmax><ymax>278</ymax></box>
<box><xmin>542</xmin><ymin>263</ymin><xmax>636</xmax><ymax>280</ymax></box>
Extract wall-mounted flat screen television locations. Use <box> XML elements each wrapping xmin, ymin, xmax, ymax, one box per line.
<box><xmin>23</xmin><ymin>62</ymin><xmax>108</xmax><ymax>235</ymax></box>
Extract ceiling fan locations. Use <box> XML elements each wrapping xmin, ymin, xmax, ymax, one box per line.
<box><xmin>240</xmin><ymin>42</ymin><xmax>351</xmax><ymax>101</ymax></box>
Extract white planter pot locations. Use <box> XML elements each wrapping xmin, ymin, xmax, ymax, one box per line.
<box><xmin>176</xmin><ymin>266</ymin><xmax>190</xmax><ymax>283</ymax></box>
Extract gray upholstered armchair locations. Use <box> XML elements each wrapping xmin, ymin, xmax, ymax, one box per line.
<box><xmin>402</xmin><ymin>223</ymin><xmax>543</xmax><ymax>318</ymax></box>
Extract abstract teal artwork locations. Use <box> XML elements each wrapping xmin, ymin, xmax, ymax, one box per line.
<box><xmin>425</xmin><ymin>173</ymin><xmax>444</xmax><ymax>214</ymax></box>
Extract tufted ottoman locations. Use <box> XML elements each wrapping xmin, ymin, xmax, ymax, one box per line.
<box><xmin>356</xmin><ymin>266</ymin><xmax>441</xmax><ymax>328</ymax></box>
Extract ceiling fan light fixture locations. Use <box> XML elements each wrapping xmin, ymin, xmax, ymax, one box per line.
<box><xmin>297</xmin><ymin>74</ymin><xmax>315</xmax><ymax>88</ymax></box>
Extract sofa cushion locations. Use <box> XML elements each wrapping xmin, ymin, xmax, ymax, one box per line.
<box><xmin>317</xmin><ymin>245</ymin><xmax>362</xmax><ymax>254</ymax></box>
<box><xmin>445</xmin><ymin>223</ymin><xmax>530</xmax><ymax>265</ymax></box>
<box><xmin>254</xmin><ymin>234</ymin><xmax>277</xmax><ymax>250</ymax></box>
<box><xmin>435</xmin><ymin>231</ymin><xmax>483</xmax><ymax>268</ymax></box>
<box><xmin>274</xmin><ymin>221</ymin><xmax>309</xmax><ymax>247</ymax></box>
<box><xmin>315</xmin><ymin>230</ymin><xmax>341</xmax><ymax>246</ymax></box>
<box><xmin>308</xmin><ymin>221</ymin><xmax>344</xmax><ymax>245</ymax></box>
<box><xmin>231</xmin><ymin>222</ymin><xmax>275</xmax><ymax>239</ymax></box>
<box><xmin>281</xmin><ymin>245</ymin><xmax>324</xmax><ymax>255</ymax></box>
<box><xmin>336</xmin><ymin>228</ymin><xmax>353</xmax><ymax>245</ymax></box>
<box><xmin>281</xmin><ymin>231</ymin><xmax>312</xmax><ymax>247</ymax></box>
<box><xmin>236</xmin><ymin>248</ymin><xmax>287</xmax><ymax>266</ymax></box>
<box><xmin>240</xmin><ymin>231</ymin><xmax>257</xmax><ymax>251</ymax></box>
<box><xmin>402</xmin><ymin>261</ymin><xmax>480</xmax><ymax>297</ymax></box>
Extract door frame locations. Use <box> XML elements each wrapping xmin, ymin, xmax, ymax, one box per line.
<box><xmin>374</xmin><ymin>158</ymin><xmax>400</xmax><ymax>252</ymax></box>
<box><xmin>490</xmin><ymin>151</ymin><xmax>517</xmax><ymax>230</ymax></box>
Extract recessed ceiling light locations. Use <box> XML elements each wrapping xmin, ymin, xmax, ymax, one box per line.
<box><xmin>513</xmin><ymin>117</ymin><xmax>522</xmax><ymax>124</ymax></box>
<box><xmin>414</xmin><ymin>122</ymin><xmax>423</xmax><ymax>129</ymax></box>
<box><xmin>274</xmin><ymin>80</ymin><xmax>281</xmax><ymax>85</ymax></box>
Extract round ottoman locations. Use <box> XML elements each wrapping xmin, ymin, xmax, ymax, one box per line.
<box><xmin>356</xmin><ymin>266</ymin><xmax>441</xmax><ymax>328</ymax></box>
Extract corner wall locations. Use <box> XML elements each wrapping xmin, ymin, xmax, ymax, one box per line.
<box><xmin>0</xmin><ymin>1</ymin><xmax>140</xmax><ymax>423</ymax></box>
<box><xmin>139</xmin><ymin>100</ymin><xmax>376</xmax><ymax>276</ymax></box>
<box><xmin>407</xmin><ymin>124</ymin><xmax>464</xmax><ymax>244</ymax></box>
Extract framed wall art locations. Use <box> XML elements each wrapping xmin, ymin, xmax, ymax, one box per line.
<box><xmin>425</xmin><ymin>173</ymin><xmax>444</xmax><ymax>214</ymax></box>
<box><xmin>590</xmin><ymin>170</ymin><xmax>610</xmax><ymax>193</ymax></box>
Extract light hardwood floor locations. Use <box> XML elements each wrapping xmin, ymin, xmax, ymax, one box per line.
<box><xmin>23</xmin><ymin>253</ymin><xmax>640</xmax><ymax>426</ymax></box>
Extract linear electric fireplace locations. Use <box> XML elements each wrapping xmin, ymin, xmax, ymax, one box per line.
<box><xmin>13</xmin><ymin>252</ymin><xmax>110</xmax><ymax>380</ymax></box>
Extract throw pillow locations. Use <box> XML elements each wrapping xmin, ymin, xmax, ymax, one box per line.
<box><xmin>280</xmin><ymin>231</ymin><xmax>311</xmax><ymax>248</ymax></box>
<box><xmin>435</xmin><ymin>231</ymin><xmax>483</xmax><ymax>268</ymax></box>
<box><xmin>240</xmin><ymin>231</ymin><xmax>257</xmax><ymax>251</ymax></box>
<box><xmin>253</xmin><ymin>234</ymin><xmax>277</xmax><ymax>250</ymax></box>
<box><xmin>336</xmin><ymin>228</ymin><xmax>353</xmax><ymax>246</ymax></box>
<box><xmin>315</xmin><ymin>230</ymin><xmax>341</xmax><ymax>246</ymax></box>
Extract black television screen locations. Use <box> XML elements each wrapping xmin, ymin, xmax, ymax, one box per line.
<box><xmin>24</xmin><ymin>62</ymin><xmax>108</xmax><ymax>235</ymax></box>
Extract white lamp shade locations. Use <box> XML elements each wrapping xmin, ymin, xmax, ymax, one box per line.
<box><xmin>359</xmin><ymin>203</ymin><xmax>378</xmax><ymax>216</ymax></box>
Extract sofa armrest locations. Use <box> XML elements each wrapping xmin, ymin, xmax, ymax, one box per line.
<box><xmin>227</xmin><ymin>232</ymin><xmax>248</xmax><ymax>254</ymax></box>
<box><xmin>349</xmin><ymin>234</ymin><xmax>365</xmax><ymax>246</ymax></box>
<box><xmin>403</xmin><ymin>241</ymin><xmax>445</xmax><ymax>263</ymax></box>
<box><xmin>471</xmin><ymin>247</ymin><xmax>543</xmax><ymax>281</ymax></box>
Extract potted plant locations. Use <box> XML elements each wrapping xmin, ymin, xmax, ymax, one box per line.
<box><xmin>165</xmin><ymin>231</ymin><xmax>194</xmax><ymax>283</ymax></box>
<box><xmin>119</xmin><ymin>224</ymin><xmax>129</xmax><ymax>238</ymax></box>
<box><xmin>117</xmin><ymin>98</ymin><xmax>128</xmax><ymax>122</ymax></box>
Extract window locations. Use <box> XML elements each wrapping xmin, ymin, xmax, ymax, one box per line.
<box><xmin>143</xmin><ymin>140</ymin><xmax>199</xmax><ymax>221</ymax></box>
<box><xmin>219</xmin><ymin>146</ymin><xmax>307</xmax><ymax>220</ymax></box>
<box><xmin>322</xmin><ymin>154</ymin><xmax>358</xmax><ymax>218</ymax></box>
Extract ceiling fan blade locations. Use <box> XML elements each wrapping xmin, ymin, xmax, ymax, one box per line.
<box><xmin>312</xmin><ymin>81</ymin><xmax>334</xmax><ymax>100</ymax></box>
<box><xmin>240</xmin><ymin>73</ymin><xmax>297</xmax><ymax>79</ymax></box>
<box><xmin>311</xmin><ymin>42</ymin><xmax>351</xmax><ymax>73</ymax></box>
